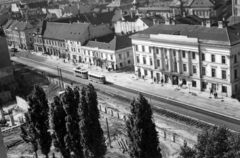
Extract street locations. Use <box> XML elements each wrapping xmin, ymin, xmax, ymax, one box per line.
<box><xmin>11</xmin><ymin>55</ymin><xmax>240</xmax><ymax>131</ymax></box>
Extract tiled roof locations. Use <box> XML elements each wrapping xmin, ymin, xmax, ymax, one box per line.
<box><xmin>85</xmin><ymin>33</ymin><xmax>132</xmax><ymax>50</ymax></box>
<box><xmin>53</xmin><ymin>11</ymin><xmax>118</xmax><ymax>25</ymax></box>
<box><xmin>0</xmin><ymin>14</ymin><xmax>11</xmax><ymax>26</ymax></box>
<box><xmin>43</xmin><ymin>22</ymin><xmax>89</xmax><ymax>41</ymax></box>
<box><xmin>107</xmin><ymin>0</ymin><xmax>131</xmax><ymax>7</ymax></box>
<box><xmin>190</xmin><ymin>0</ymin><xmax>214</xmax><ymax>8</ymax></box>
<box><xmin>27</xmin><ymin>1</ymin><xmax>48</xmax><ymax>9</ymax></box>
<box><xmin>12</xmin><ymin>21</ymin><xmax>34</xmax><ymax>31</ymax></box>
<box><xmin>131</xmin><ymin>24</ymin><xmax>240</xmax><ymax>45</ymax></box>
<box><xmin>2</xmin><ymin>19</ymin><xmax>13</xmax><ymax>29</ymax></box>
<box><xmin>62</xmin><ymin>5</ymin><xmax>78</xmax><ymax>15</ymax></box>
<box><xmin>8</xmin><ymin>20</ymin><xmax>19</xmax><ymax>30</ymax></box>
<box><xmin>140</xmin><ymin>15</ymin><xmax>165</xmax><ymax>26</ymax></box>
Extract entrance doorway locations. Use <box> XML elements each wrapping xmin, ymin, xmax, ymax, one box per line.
<box><xmin>172</xmin><ymin>75</ymin><xmax>178</xmax><ymax>85</ymax></box>
<box><xmin>182</xmin><ymin>79</ymin><xmax>186</xmax><ymax>85</ymax></box>
<box><xmin>156</xmin><ymin>73</ymin><xmax>160</xmax><ymax>81</ymax></box>
<box><xmin>164</xmin><ymin>75</ymin><xmax>169</xmax><ymax>83</ymax></box>
<box><xmin>212</xmin><ymin>83</ymin><xmax>217</xmax><ymax>92</ymax></box>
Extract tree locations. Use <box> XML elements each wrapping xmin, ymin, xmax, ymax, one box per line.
<box><xmin>126</xmin><ymin>93</ymin><xmax>162</xmax><ymax>158</ymax></box>
<box><xmin>179</xmin><ymin>145</ymin><xmax>196</xmax><ymax>158</ymax></box>
<box><xmin>27</xmin><ymin>85</ymin><xmax>51</xmax><ymax>158</ymax></box>
<box><xmin>195</xmin><ymin>130</ymin><xmax>209</xmax><ymax>158</ymax></box>
<box><xmin>225</xmin><ymin>133</ymin><xmax>240</xmax><ymax>158</ymax></box>
<box><xmin>20</xmin><ymin>113</ymin><xmax>38</xmax><ymax>158</ymax></box>
<box><xmin>61</xmin><ymin>87</ymin><xmax>83</xmax><ymax>157</ymax></box>
<box><xmin>78</xmin><ymin>84</ymin><xmax>106</xmax><ymax>158</ymax></box>
<box><xmin>49</xmin><ymin>96</ymin><xmax>70</xmax><ymax>158</ymax></box>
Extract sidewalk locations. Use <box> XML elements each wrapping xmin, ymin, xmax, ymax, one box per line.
<box><xmin>12</xmin><ymin>51</ymin><xmax>240</xmax><ymax>120</ymax></box>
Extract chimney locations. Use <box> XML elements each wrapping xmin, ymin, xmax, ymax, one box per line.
<box><xmin>206</xmin><ymin>20</ymin><xmax>211</xmax><ymax>27</ymax></box>
<box><xmin>153</xmin><ymin>19</ymin><xmax>156</xmax><ymax>25</ymax></box>
<box><xmin>183</xmin><ymin>12</ymin><xmax>186</xmax><ymax>17</ymax></box>
<box><xmin>218</xmin><ymin>21</ymin><xmax>223</xmax><ymax>28</ymax></box>
<box><xmin>165</xmin><ymin>18</ymin><xmax>170</xmax><ymax>25</ymax></box>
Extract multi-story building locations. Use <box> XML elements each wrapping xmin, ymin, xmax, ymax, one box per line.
<box><xmin>232</xmin><ymin>0</ymin><xmax>240</xmax><ymax>16</ymax></box>
<box><xmin>81</xmin><ymin>33</ymin><xmax>133</xmax><ymax>70</ymax></box>
<box><xmin>5</xmin><ymin>20</ymin><xmax>36</xmax><ymax>49</ymax></box>
<box><xmin>33</xmin><ymin>21</ymin><xmax>114</xmax><ymax>59</ymax></box>
<box><xmin>131</xmin><ymin>22</ymin><xmax>240</xmax><ymax>97</ymax></box>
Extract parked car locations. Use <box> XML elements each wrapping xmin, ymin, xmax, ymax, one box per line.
<box><xmin>10</xmin><ymin>48</ymin><xmax>18</xmax><ymax>52</ymax></box>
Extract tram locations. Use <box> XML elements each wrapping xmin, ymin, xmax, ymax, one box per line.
<box><xmin>73</xmin><ymin>67</ymin><xmax>88</xmax><ymax>79</ymax></box>
<box><xmin>88</xmin><ymin>73</ymin><xmax>106</xmax><ymax>84</ymax></box>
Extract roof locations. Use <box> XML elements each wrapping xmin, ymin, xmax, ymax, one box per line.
<box><xmin>122</xmin><ymin>15</ymin><xmax>139</xmax><ymax>22</ymax></box>
<box><xmin>107</xmin><ymin>0</ymin><xmax>132</xmax><ymax>7</ymax></box>
<box><xmin>85</xmin><ymin>33</ymin><xmax>132</xmax><ymax>50</ymax></box>
<box><xmin>53</xmin><ymin>11</ymin><xmax>118</xmax><ymax>25</ymax></box>
<box><xmin>43</xmin><ymin>22</ymin><xmax>89</xmax><ymax>41</ymax></box>
<box><xmin>2</xmin><ymin>19</ymin><xmax>13</xmax><ymax>29</ymax></box>
<box><xmin>12</xmin><ymin>21</ymin><xmax>34</xmax><ymax>31</ymax></box>
<box><xmin>0</xmin><ymin>14</ymin><xmax>11</xmax><ymax>26</ymax></box>
<box><xmin>27</xmin><ymin>1</ymin><xmax>48</xmax><ymax>9</ymax></box>
<box><xmin>190</xmin><ymin>0</ymin><xmax>214</xmax><ymax>8</ymax></box>
<box><xmin>131</xmin><ymin>24</ymin><xmax>240</xmax><ymax>46</ymax></box>
<box><xmin>170</xmin><ymin>0</ymin><xmax>194</xmax><ymax>7</ymax></box>
<box><xmin>62</xmin><ymin>5</ymin><xmax>78</xmax><ymax>15</ymax></box>
<box><xmin>140</xmin><ymin>15</ymin><xmax>165</xmax><ymax>26</ymax></box>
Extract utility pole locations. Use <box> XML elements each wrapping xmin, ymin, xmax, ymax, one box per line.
<box><xmin>106</xmin><ymin>118</ymin><xmax>112</xmax><ymax>148</ymax></box>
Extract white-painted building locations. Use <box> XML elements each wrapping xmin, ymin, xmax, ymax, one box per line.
<box><xmin>131</xmin><ymin>22</ymin><xmax>240</xmax><ymax>97</ymax></box>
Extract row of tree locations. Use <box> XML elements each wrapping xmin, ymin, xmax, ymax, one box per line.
<box><xmin>20</xmin><ymin>84</ymin><xmax>163</xmax><ymax>158</ymax></box>
<box><xmin>179</xmin><ymin>126</ymin><xmax>240</xmax><ymax>158</ymax></box>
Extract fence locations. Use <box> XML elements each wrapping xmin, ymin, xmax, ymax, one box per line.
<box><xmin>98</xmin><ymin>104</ymin><xmax>196</xmax><ymax>148</ymax></box>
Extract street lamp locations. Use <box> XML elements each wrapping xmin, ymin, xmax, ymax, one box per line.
<box><xmin>188</xmin><ymin>83</ymin><xmax>191</xmax><ymax>93</ymax></box>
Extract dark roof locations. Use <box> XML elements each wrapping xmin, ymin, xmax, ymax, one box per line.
<box><xmin>123</xmin><ymin>15</ymin><xmax>139</xmax><ymax>22</ymax></box>
<box><xmin>85</xmin><ymin>33</ymin><xmax>132</xmax><ymax>50</ymax></box>
<box><xmin>140</xmin><ymin>15</ymin><xmax>165</xmax><ymax>26</ymax></box>
<box><xmin>27</xmin><ymin>1</ymin><xmax>48</xmax><ymax>9</ymax></box>
<box><xmin>132</xmin><ymin>24</ymin><xmax>240</xmax><ymax>46</ymax></box>
<box><xmin>2</xmin><ymin>19</ymin><xmax>13</xmax><ymax>29</ymax></box>
<box><xmin>0</xmin><ymin>14</ymin><xmax>11</xmax><ymax>26</ymax></box>
<box><xmin>12</xmin><ymin>21</ymin><xmax>34</xmax><ymax>31</ymax></box>
<box><xmin>43</xmin><ymin>22</ymin><xmax>89</xmax><ymax>41</ymax></box>
<box><xmin>190</xmin><ymin>0</ymin><xmax>214</xmax><ymax>8</ymax></box>
<box><xmin>53</xmin><ymin>11</ymin><xmax>116</xmax><ymax>25</ymax></box>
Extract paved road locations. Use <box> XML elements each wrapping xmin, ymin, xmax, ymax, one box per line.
<box><xmin>11</xmin><ymin>57</ymin><xmax>240</xmax><ymax>131</ymax></box>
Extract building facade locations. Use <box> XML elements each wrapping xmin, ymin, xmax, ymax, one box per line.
<box><xmin>233</xmin><ymin>0</ymin><xmax>240</xmax><ymax>16</ymax></box>
<box><xmin>131</xmin><ymin>23</ymin><xmax>240</xmax><ymax>97</ymax></box>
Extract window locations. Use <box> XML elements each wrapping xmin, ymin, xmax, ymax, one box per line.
<box><xmin>182</xmin><ymin>51</ymin><xmax>186</xmax><ymax>58</ymax></box>
<box><xmin>144</xmin><ymin>69</ymin><xmax>147</xmax><ymax>76</ymax></box>
<box><xmin>137</xmin><ymin>56</ymin><xmax>140</xmax><ymax>63</ymax></box>
<box><xmin>119</xmin><ymin>54</ymin><xmax>122</xmax><ymax>59</ymax></box>
<box><xmin>202</xmin><ymin>81</ymin><xmax>207</xmax><ymax>89</ymax></box>
<box><xmin>202</xmin><ymin>53</ymin><xmax>205</xmax><ymax>61</ymax></box>
<box><xmin>157</xmin><ymin>59</ymin><xmax>160</xmax><ymax>67</ymax></box>
<box><xmin>110</xmin><ymin>55</ymin><xmax>113</xmax><ymax>60</ymax></box>
<box><xmin>183</xmin><ymin>64</ymin><xmax>187</xmax><ymax>72</ymax></box>
<box><xmin>120</xmin><ymin>63</ymin><xmax>122</xmax><ymax>67</ymax></box>
<box><xmin>192</xmin><ymin>52</ymin><xmax>196</xmax><ymax>59</ymax></box>
<box><xmin>127</xmin><ymin>52</ymin><xmax>129</xmax><ymax>57</ymax></box>
<box><xmin>202</xmin><ymin>67</ymin><xmax>206</xmax><ymax>75</ymax></box>
<box><xmin>135</xmin><ymin>45</ymin><xmax>138</xmax><ymax>51</ymax></box>
<box><xmin>211</xmin><ymin>68</ymin><xmax>216</xmax><ymax>77</ymax></box>
<box><xmin>173</xmin><ymin>50</ymin><xmax>176</xmax><ymax>57</ymax></box>
<box><xmin>193</xmin><ymin>65</ymin><xmax>197</xmax><ymax>74</ymax></box>
<box><xmin>142</xmin><ymin>46</ymin><xmax>145</xmax><ymax>52</ymax></box>
<box><xmin>78</xmin><ymin>49</ymin><xmax>80</xmax><ymax>53</ymax></box>
<box><xmin>88</xmin><ymin>51</ymin><xmax>90</xmax><ymax>56</ymax></box>
<box><xmin>156</xmin><ymin>48</ymin><xmax>159</xmax><ymax>54</ymax></box>
<box><xmin>143</xmin><ymin>57</ymin><xmax>146</xmax><ymax>64</ymax></box>
<box><xmin>128</xmin><ymin>60</ymin><xmax>131</xmax><ymax>64</ymax></box>
<box><xmin>222</xmin><ymin>70</ymin><xmax>226</xmax><ymax>79</ymax></box>
<box><xmin>101</xmin><ymin>53</ymin><xmax>103</xmax><ymax>58</ymax></box>
<box><xmin>235</xmin><ymin>84</ymin><xmax>238</xmax><ymax>92</ymax></box>
<box><xmin>150</xmin><ymin>58</ymin><xmax>153</xmax><ymax>65</ymax></box>
<box><xmin>149</xmin><ymin>47</ymin><xmax>151</xmax><ymax>53</ymax></box>
<box><xmin>211</xmin><ymin>54</ymin><xmax>215</xmax><ymax>62</ymax></box>
<box><xmin>192</xmin><ymin>80</ymin><xmax>196</xmax><ymax>87</ymax></box>
<box><xmin>222</xmin><ymin>86</ymin><xmax>227</xmax><ymax>93</ymax></box>
<box><xmin>234</xmin><ymin>69</ymin><xmax>238</xmax><ymax>79</ymax></box>
<box><xmin>222</xmin><ymin>56</ymin><xmax>226</xmax><ymax>64</ymax></box>
<box><xmin>234</xmin><ymin>54</ymin><xmax>237</xmax><ymax>63</ymax></box>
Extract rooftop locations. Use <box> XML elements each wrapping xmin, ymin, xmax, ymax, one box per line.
<box><xmin>85</xmin><ymin>33</ymin><xmax>132</xmax><ymax>50</ymax></box>
<box><xmin>43</xmin><ymin>22</ymin><xmax>89</xmax><ymax>41</ymax></box>
<box><xmin>131</xmin><ymin>24</ymin><xmax>240</xmax><ymax>46</ymax></box>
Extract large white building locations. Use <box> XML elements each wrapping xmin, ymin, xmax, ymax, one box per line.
<box><xmin>131</xmin><ymin>22</ymin><xmax>240</xmax><ymax>97</ymax></box>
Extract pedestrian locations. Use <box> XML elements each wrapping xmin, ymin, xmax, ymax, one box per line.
<box><xmin>216</xmin><ymin>92</ymin><xmax>218</xmax><ymax>98</ymax></box>
<box><xmin>161</xmin><ymin>78</ymin><xmax>164</xmax><ymax>85</ymax></box>
<box><xmin>154</xmin><ymin>77</ymin><xmax>156</xmax><ymax>83</ymax></box>
<box><xmin>210</xmin><ymin>88</ymin><xmax>213</xmax><ymax>94</ymax></box>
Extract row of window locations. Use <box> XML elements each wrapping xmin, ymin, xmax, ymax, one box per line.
<box><xmin>118</xmin><ymin>52</ymin><xmax>130</xmax><ymax>59</ymax></box>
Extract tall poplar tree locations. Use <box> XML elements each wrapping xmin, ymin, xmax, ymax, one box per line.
<box><xmin>27</xmin><ymin>85</ymin><xmax>51</xmax><ymax>158</ymax></box>
<box><xmin>62</xmin><ymin>87</ymin><xmax>83</xmax><ymax>157</ymax></box>
<box><xmin>49</xmin><ymin>96</ymin><xmax>70</xmax><ymax>158</ymax></box>
<box><xmin>126</xmin><ymin>93</ymin><xmax>162</xmax><ymax>158</ymax></box>
<box><xmin>78</xmin><ymin>84</ymin><xmax>106</xmax><ymax>158</ymax></box>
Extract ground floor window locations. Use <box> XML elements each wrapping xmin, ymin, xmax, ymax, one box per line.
<box><xmin>120</xmin><ymin>63</ymin><xmax>122</xmax><ymax>67</ymax></box>
<box><xmin>144</xmin><ymin>69</ymin><xmax>147</xmax><ymax>76</ymax></box>
<box><xmin>192</xmin><ymin>80</ymin><xmax>196</xmax><ymax>87</ymax></box>
<box><xmin>73</xmin><ymin>55</ymin><xmax>76</xmax><ymax>60</ymax></box>
<box><xmin>202</xmin><ymin>81</ymin><xmax>207</xmax><ymax>89</ymax></box>
<box><xmin>235</xmin><ymin>84</ymin><xmax>238</xmax><ymax>92</ymax></box>
<box><xmin>128</xmin><ymin>60</ymin><xmax>131</xmax><ymax>64</ymax></box>
<box><xmin>222</xmin><ymin>86</ymin><xmax>227</xmax><ymax>93</ymax></box>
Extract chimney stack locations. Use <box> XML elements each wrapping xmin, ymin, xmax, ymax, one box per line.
<box><xmin>206</xmin><ymin>20</ymin><xmax>211</xmax><ymax>28</ymax></box>
<box><xmin>165</xmin><ymin>18</ymin><xmax>170</xmax><ymax>25</ymax></box>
